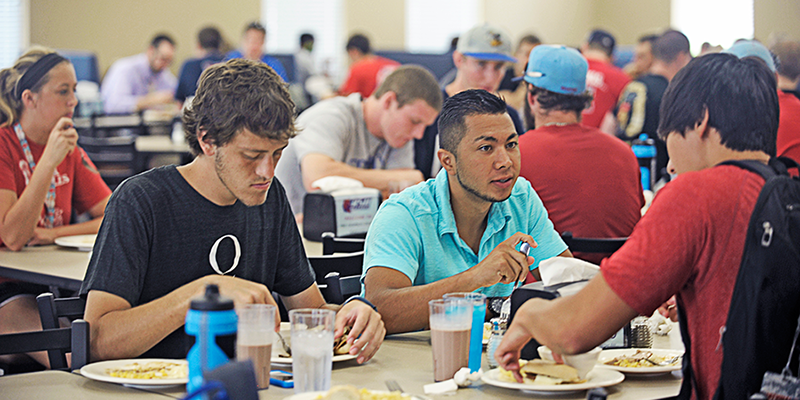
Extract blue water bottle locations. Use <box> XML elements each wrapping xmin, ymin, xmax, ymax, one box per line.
<box><xmin>186</xmin><ymin>284</ymin><xmax>238</xmax><ymax>393</ymax></box>
<box><xmin>631</xmin><ymin>134</ymin><xmax>657</xmax><ymax>191</ymax></box>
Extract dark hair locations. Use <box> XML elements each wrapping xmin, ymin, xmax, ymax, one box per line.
<box><xmin>0</xmin><ymin>47</ymin><xmax>70</xmax><ymax>127</ymax></box>
<box><xmin>300</xmin><ymin>33</ymin><xmax>314</xmax><ymax>47</ymax></box>
<box><xmin>244</xmin><ymin>22</ymin><xmax>266</xmax><ymax>36</ymax></box>
<box><xmin>639</xmin><ymin>34</ymin><xmax>659</xmax><ymax>45</ymax></box>
<box><xmin>518</xmin><ymin>34</ymin><xmax>542</xmax><ymax>49</ymax></box>
<box><xmin>198</xmin><ymin>27</ymin><xmax>222</xmax><ymax>50</ymax></box>
<box><xmin>586</xmin><ymin>29</ymin><xmax>616</xmax><ymax>57</ymax></box>
<box><xmin>439</xmin><ymin>89</ymin><xmax>508</xmax><ymax>154</ymax></box>
<box><xmin>528</xmin><ymin>84</ymin><xmax>593</xmax><ymax>115</ymax></box>
<box><xmin>653</xmin><ymin>30</ymin><xmax>690</xmax><ymax>63</ymax></box>
<box><xmin>346</xmin><ymin>34</ymin><xmax>370</xmax><ymax>54</ymax></box>
<box><xmin>183</xmin><ymin>59</ymin><xmax>297</xmax><ymax>156</ymax></box>
<box><xmin>373</xmin><ymin>65</ymin><xmax>442</xmax><ymax>111</ymax></box>
<box><xmin>658</xmin><ymin>53</ymin><xmax>778</xmax><ymax>156</ymax></box>
<box><xmin>151</xmin><ymin>34</ymin><xmax>175</xmax><ymax>49</ymax></box>
<box><xmin>772</xmin><ymin>41</ymin><xmax>800</xmax><ymax>81</ymax></box>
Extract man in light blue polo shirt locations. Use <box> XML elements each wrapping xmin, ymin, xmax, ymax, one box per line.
<box><xmin>363</xmin><ymin>89</ymin><xmax>571</xmax><ymax>334</ymax></box>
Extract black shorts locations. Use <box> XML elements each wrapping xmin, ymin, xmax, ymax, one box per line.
<box><xmin>0</xmin><ymin>281</ymin><xmax>49</xmax><ymax>307</ymax></box>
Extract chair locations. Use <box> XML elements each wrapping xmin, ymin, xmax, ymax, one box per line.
<box><xmin>36</xmin><ymin>293</ymin><xmax>86</xmax><ymax>369</ymax></box>
<box><xmin>0</xmin><ymin>319</ymin><xmax>90</xmax><ymax>371</ymax></box>
<box><xmin>321</xmin><ymin>272</ymin><xmax>362</xmax><ymax>304</ymax></box>
<box><xmin>321</xmin><ymin>232</ymin><xmax>365</xmax><ymax>255</ymax></box>
<box><xmin>78</xmin><ymin>134</ymin><xmax>138</xmax><ymax>190</ymax></box>
<box><xmin>308</xmin><ymin>251</ymin><xmax>364</xmax><ymax>285</ymax></box>
<box><xmin>560</xmin><ymin>231</ymin><xmax>627</xmax><ymax>254</ymax></box>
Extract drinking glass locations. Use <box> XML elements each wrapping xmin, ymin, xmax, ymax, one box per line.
<box><xmin>429</xmin><ymin>298</ymin><xmax>471</xmax><ymax>381</ymax></box>
<box><xmin>290</xmin><ymin>309</ymin><xmax>335</xmax><ymax>393</ymax></box>
<box><xmin>236</xmin><ymin>304</ymin><xmax>275</xmax><ymax>389</ymax></box>
<box><xmin>443</xmin><ymin>292</ymin><xmax>487</xmax><ymax>372</ymax></box>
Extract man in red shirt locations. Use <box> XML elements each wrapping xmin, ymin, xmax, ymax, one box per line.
<box><xmin>496</xmin><ymin>53</ymin><xmax>778</xmax><ymax>400</ymax></box>
<box><xmin>518</xmin><ymin>44</ymin><xmax>643</xmax><ymax>264</ymax></box>
<box><xmin>339</xmin><ymin>33</ymin><xmax>399</xmax><ymax>98</ymax></box>
<box><xmin>579</xmin><ymin>29</ymin><xmax>631</xmax><ymax>128</ymax></box>
<box><xmin>771</xmin><ymin>40</ymin><xmax>800</xmax><ymax>163</ymax></box>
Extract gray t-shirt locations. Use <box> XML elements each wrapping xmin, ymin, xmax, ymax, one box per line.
<box><xmin>80</xmin><ymin>166</ymin><xmax>315</xmax><ymax>359</ymax></box>
<box><xmin>275</xmin><ymin>93</ymin><xmax>415</xmax><ymax>215</ymax></box>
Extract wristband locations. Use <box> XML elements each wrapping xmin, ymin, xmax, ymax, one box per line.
<box><xmin>343</xmin><ymin>295</ymin><xmax>378</xmax><ymax>311</ymax></box>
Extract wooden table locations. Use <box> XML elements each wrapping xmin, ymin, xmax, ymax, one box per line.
<box><xmin>144</xmin><ymin>328</ymin><xmax>683</xmax><ymax>400</ymax></box>
<box><xmin>0</xmin><ymin>370</ymin><xmax>173</xmax><ymax>400</ymax></box>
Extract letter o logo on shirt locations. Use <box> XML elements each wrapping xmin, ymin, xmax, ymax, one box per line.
<box><xmin>209</xmin><ymin>234</ymin><xmax>241</xmax><ymax>275</ymax></box>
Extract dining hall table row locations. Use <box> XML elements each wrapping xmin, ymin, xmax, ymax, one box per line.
<box><xmin>1</xmin><ymin>328</ymin><xmax>683</xmax><ymax>400</ymax></box>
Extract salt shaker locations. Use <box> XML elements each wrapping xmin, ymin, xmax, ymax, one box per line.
<box><xmin>630</xmin><ymin>316</ymin><xmax>653</xmax><ymax>348</ymax></box>
<box><xmin>486</xmin><ymin>318</ymin><xmax>506</xmax><ymax>368</ymax></box>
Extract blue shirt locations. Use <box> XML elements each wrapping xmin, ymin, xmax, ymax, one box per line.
<box><xmin>225</xmin><ymin>50</ymin><xmax>289</xmax><ymax>82</ymax></box>
<box><xmin>362</xmin><ymin>170</ymin><xmax>567</xmax><ymax>297</ymax></box>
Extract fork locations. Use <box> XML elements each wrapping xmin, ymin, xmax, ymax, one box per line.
<box><xmin>644</xmin><ymin>354</ymin><xmax>682</xmax><ymax>366</ymax></box>
<box><xmin>385</xmin><ymin>380</ymin><xmax>403</xmax><ymax>393</ymax></box>
<box><xmin>275</xmin><ymin>330</ymin><xmax>291</xmax><ymax>356</ymax></box>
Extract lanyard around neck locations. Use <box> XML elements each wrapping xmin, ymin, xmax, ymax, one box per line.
<box><xmin>14</xmin><ymin>123</ymin><xmax>57</xmax><ymax>228</ymax></box>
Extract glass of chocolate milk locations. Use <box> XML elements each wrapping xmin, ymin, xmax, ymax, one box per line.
<box><xmin>237</xmin><ymin>304</ymin><xmax>276</xmax><ymax>389</ymax></box>
<box><xmin>429</xmin><ymin>298</ymin><xmax>472</xmax><ymax>381</ymax></box>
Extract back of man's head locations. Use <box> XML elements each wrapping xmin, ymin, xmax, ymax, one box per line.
<box><xmin>724</xmin><ymin>40</ymin><xmax>777</xmax><ymax>72</ymax></box>
<box><xmin>151</xmin><ymin>34</ymin><xmax>175</xmax><ymax>49</ymax></box>
<box><xmin>653</xmin><ymin>30</ymin><xmax>690</xmax><ymax>63</ymax></box>
<box><xmin>439</xmin><ymin>89</ymin><xmax>508</xmax><ymax>154</ymax></box>
<box><xmin>198</xmin><ymin>27</ymin><xmax>222</xmax><ymax>51</ymax></box>
<box><xmin>373</xmin><ymin>65</ymin><xmax>443</xmax><ymax>112</ymax></box>
<box><xmin>518</xmin><ymin>34</ymin><xmax>542</xmax><ymax>49</ymax></box>
<box><xmin>658</xmin><ymin>53</ymin><xmax>778</xmax><ymax>157</ymax></box>
<box><xmin>183</xmin><ymin>59</ymin><xmax>297</xmax><ymax>156</ymax></box>
<box><xmin>586</xmin><ymin>29</ymin><xmax>616</xmax><ymax>57</ymax></box>
<box><xmin>523</xmin><ymin>45</ymin><xmax>593</xmax><ymax>115</ymax></box>
<box><xmin>346</xmin><ymin>34</ymin><xmax>371</xmax><ymax>55</ymax></box>
<box><xmin>772</xmin><ymin>41</ymin><xmax>800</xmax><ymax>81</ymax></box>
<box><xmin>300</xmin><ymin>33</ymin><xmax>314</xmax><ymax>48</ymax></box>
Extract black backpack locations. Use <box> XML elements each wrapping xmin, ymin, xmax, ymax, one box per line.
<box><xmin>676</xmin><ymin>157</ymin><xmax>800</xmax><ymax>400</ymax></box>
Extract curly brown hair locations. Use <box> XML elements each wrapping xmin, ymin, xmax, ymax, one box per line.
<box><xmin>183</xmin><ymin>58</ymin><xmax>297</xmax><ymax>155</ymax></box>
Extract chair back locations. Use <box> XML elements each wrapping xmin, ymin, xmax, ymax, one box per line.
<box><xmin>322</xmin><ymin>272</ymin><xmax>363</xmax><ymax>304</ymax></box>
<box><xmin>36</xmin><ymin>293</ymin><xmax>86</xmax><ymax>369</ymax></box>
<box><xmin>560</xmin><ymin>231</ymin><xmax>627</xmax><ymax>254</ymax></box>
<box><xmin>321</xmin><ymin>232</ymin><xmax>366</xmax><ymax>255</ymax></box>
<box><xmin>0</xmin><ymin>320</ymin><xmax>90</xmax><ymax>370</ymax></box>
<box><xmin>308</xmin><ymin>251</ymin><xmax>364</xmax><ymax>284</ymax></box>
<box><xmin>78</xmin><ymin>134</ymin><xmax>138</xmax><ymax>189</ymax></box>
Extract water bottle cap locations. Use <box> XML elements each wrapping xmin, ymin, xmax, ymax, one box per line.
<box><xmin>190</xmin><ymin>284</ymin><xmax>234</xmax><ymax>311</ymax></box>
<box><xmin>638</xmin><ymin>134</ymin><xmax>648</xmax><ymax>141</ymax></box>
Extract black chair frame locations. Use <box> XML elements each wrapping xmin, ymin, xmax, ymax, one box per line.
<box><xmin>321</xmin><ymin>232</ymin><xmax>366</xmax><ymax>255</ymax></box>
<box><xmin>560</xmin><ymin>231</ymin><xmax>627</xmax><ymax>254</ymax></box>
<box><xmin>0</xmin><ymin>319</ymin><xmax>89</xmax><ymax>370</ymax></box>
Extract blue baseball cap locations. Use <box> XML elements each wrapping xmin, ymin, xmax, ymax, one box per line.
<box><xmin>724</xmin><ymin>40</ymin><xmax>776</xmax><ymax>72</ymax></box>
<box><xmin>457</xmin><ymin>24</ymin><xmax>516</xmax><ymax>63</ymax></box>
<box><xmin>522</xmin><ymin>45</ymin><xmax>588</xmax><ymax>95</ymax></box>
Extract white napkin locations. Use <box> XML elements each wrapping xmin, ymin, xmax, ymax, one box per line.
<box><xmin>424</xmin><ymin>368</ymin><xmax>482</xmax><ymax>395</ymax></box>
<box><xmin>310</xmin><ymin>176</ymin><xmax>363</xmax><ymax>193</ymax></box>
<box><xmin>538</xmin><ymin>257</ymin><xmax>600</xmax><ymax>287</ymax></box>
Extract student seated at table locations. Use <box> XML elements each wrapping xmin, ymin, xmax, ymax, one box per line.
<box><xmin>362</xmin><ymin>89</ymin><xmax>572</xmax><ymax>334</ymax></box>
<box><xmin>225</xmin><ymin>22</ymin><xmax>288</xmax><ymax>82</ymax></box>
<box><xmin>0</xmin><ymin>48</ymin><xmax>111</xmax><ymax>369</ymax></box>
<box><xmin>81</xmin><ymin>59</ymin><xmax>384</xmax><ymax>363</ymax></box>
<box><xmin>275</xmin><ymin>65</ymin><xmax>441</xmax><ymax>220</ymax></box>
<box><xmin>495</xmin><ymin>53</ymin><xmax>778</xmax><ymax>400</ymax></box>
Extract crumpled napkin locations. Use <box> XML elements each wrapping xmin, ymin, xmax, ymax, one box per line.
<box><xmin>310</xmin><ymin>176</ymin><xmax>363</xmax><ymax>193</ymax></box>
<box><xmin>423</xmin><ymin>368</ymin><xmax>483</xmax><ymax>394</ymax></box>
<box><xmin>538</xmin><ymin>257</ymin><xmax>600</xmax><ymax>287</ymax></box>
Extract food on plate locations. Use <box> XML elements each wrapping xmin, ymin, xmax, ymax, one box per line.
<box><xmin>319</xmin><ymin>385</ymin><xmax>411</xmax><ymax>400</ymax></box>
<box><xmin>604</xmin><ymin>349</ymin><xmax>681</xmax><ymax>367</ymax></box>
<box><xmin>497</xmin><ymin>359</ymin><xmax>585</xmax><ymax>385</ymax></box>
<box><xmin>106</xmin><ymin>361</ymin><xmax>187</xmax><ymax>380</ymax></box>
<box><xmin>274</xmin><ymin>326</ymin><xmax>352</xmax><ymax>358</ymax></box>
<box><xmin>483</xmin><ymin>322</ymin><xmax>491</xmax><ymax>342</ymax></box>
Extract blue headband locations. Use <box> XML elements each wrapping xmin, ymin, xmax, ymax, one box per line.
<box><xmin>14</xmin><ymin>53</ymin><xmax>68</xmax><ymax>100</ymax></box>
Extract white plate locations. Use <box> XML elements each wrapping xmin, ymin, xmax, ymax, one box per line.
<box><xmin>271</xmin><ymin>322</ymin><xmax>357</xmax><ymax>365</ymax></box>
<box><xmin>80</xmin><ymin>358</ymin><xmax>187</xmax><ymax>387</ymax></box>
<box><xmin>284</xmin><ymin>390</ymin><xmax>422</xmax><ymax>400</ymax></box>
<box><xmin>55</xmin><ymin>234</ymin><xmax>96</xmax><ymax>251</ymax></box>
<box><xmin>482</xmin><ymin>366</ymin><xmax>624</xmax><ymax>394</ymax></box>
<box><xmin>597</xmin><ymin>348</ymin><xmax>683</xmax><ymax>374</ymax></box>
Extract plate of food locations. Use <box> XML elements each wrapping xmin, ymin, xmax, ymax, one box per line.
<box><xmin>80</xmin><ymin>359</ymin><xmax>188</xmax><ymax>387</ymax></box>
<box><xmin>482</xmin><ymin>359</ymin><xmax>624</xmax><ymax>394</ymax></box>
<box><xmin>271</xmin><ymin>323</ymin><xmax>357</xmax><ymax>365</ymax></box>
<box><xmin>55</xmin><ymin>234</ymin><xmax>97</xmax><ymax>251</ymax></box>
<box><xmin>284</xmin><ymin>385</ymin><xmax>420</xmax><ymax>400</ymax></box>
<box><xmin>598</xmin><ymin>348</ymin><xmax>683</xmax><ymax>374</ymax></box>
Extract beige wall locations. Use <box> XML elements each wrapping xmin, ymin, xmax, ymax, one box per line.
<box><xmin>594</xmin><ymin>0</ymin><xmax>670</xmax><ymax>45</ymax></box>
<box><xmin>484</xmin><ymin>0</ymin><xmax>598</xmax><ymax>47</ymax></box>
<box><xmin>755</xmin><ymin>0</ymin><xmax>800</xmax><ymax>43</ymax></box>
<box><xmin>30</xmin><ymin>0</ymin><xmax>259</xmax><ymax>77</ymax></box>
<box><xmin>344</xmin><ymin>0</ymin><xmax>406</xmax><ymax>50</ymax></box>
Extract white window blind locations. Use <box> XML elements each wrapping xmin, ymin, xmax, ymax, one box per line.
<box><xmin>672</xmin><ymin>0</ymin><xmax>754</xmax><ymax>56</ymax></box>
<box><xmin>0</xmin><ymin>0</ymin><xmax>24</xmax><ymax>68</ymax></box>
<box><xmin>405</xmin><ymin>0</ymin><xmax>479</xmax><ymax>53</ymax></box>
<box><xmin>263</xmin><ymin>0</ymin><xmax>343</xmax><ymax>80</ymax></box>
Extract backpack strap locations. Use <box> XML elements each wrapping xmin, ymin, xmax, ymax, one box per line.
<box><xmin>717</xmin><ymin>159</ymin><xmax>778</xmax><ymax>180</ymax></box>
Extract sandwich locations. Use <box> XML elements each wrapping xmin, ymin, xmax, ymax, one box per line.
<box><xmin>519</xmin><ymin>359</ymin><xmax>584</xmax><ymax>385</ymax></box>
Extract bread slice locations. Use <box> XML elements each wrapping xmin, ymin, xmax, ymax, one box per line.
<box><xmin>520</xmin><ymin>359</ymin><xmax>581</xmax><ymax>383</ymax></box>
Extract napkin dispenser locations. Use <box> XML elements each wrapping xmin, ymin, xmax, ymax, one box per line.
<box><xmin>509</xmin><ymin>281</ymin><xmax>631</xmax><ymax>359</ymax></box>
<box><xmin>303</xmin><ymin>187</ymin><xmax>382</xmax><ymax>241</ymax></box>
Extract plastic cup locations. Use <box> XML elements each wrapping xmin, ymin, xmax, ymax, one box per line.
<box><xmin>236</xmin><ymin>304</ymin><xmax>275</xmax><ymax>389</ymax></box>
<box><xmin>290</xmin><ymin>309</ymin><xmax>335</xmax><ymax>393</ymax></box>
<box><xmin>443</xmin><ymin>292</ymin><xmax>487</xmax><ymax>373</ymax></box>
<box><xmin>429</xmin><ymin>298</ymin><xmax>472</xmax><ymax>381</ymax></box>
